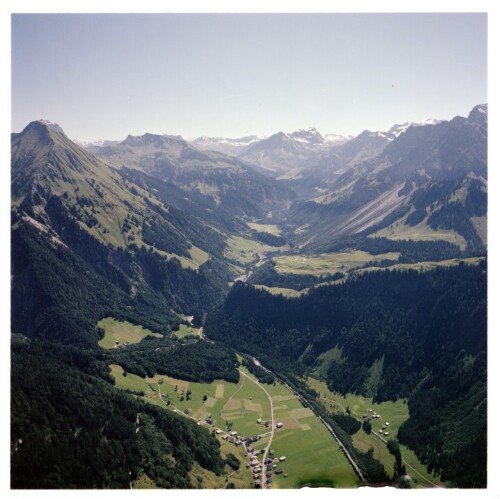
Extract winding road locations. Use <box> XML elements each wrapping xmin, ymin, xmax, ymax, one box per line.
<box><xmin>239</xmin><ymin>370</ymin><xmax>275</xmax><ymax>488</ymax></box>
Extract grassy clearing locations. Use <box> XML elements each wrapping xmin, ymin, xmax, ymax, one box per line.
<box><xmin>370</xmin><ymin>215</ymin><xmax>467</xmax><ymax>250</ymax></box>
<box><xmin>132</xmin><ymin>474</ymin><xmax>158</xmax><ymax>489</ymax></box>
<box><xmin>305</xmin><ymin>377</ymin><xmax>445</xmax><ymax>487</ymax></box>
<box><xmin>253</xmin><ymin>285</ymin><xmax>305</xmax><ymax>298</ymax></box>
<box><xmin>97</xmin><ymin>317</ymin><xmax>163</xmax><ymax>349</ymax></box>
<box><xmin>172</xmin><ymin>323</ymin><xmax>201</xmax><ymax>338</ymax></box>
<box><xmin>224</xmin><ymin>235</ymin><xmax>289</xmax><ymax>265</ymax></box>
<box><xmin>272</xmin><ymin>250</ymin><xmax>400</xmax><ymax>276</ymax></box>
<box><xmin>247</xmin><ymin>222</ymin><xmax>282</xmax><ymax>235</ymax></box>
<box><xmin>356</xmin><ymin>256</ymin><xmax>484</xmax><ymax>275</ymax></box>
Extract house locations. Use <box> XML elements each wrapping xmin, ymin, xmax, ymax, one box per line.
<box><xmin>275</xmin><ymin>468</ymin><xmax>283</xmax><ymax>475</ymax></box>
<box><xmin>269</xmin><ymin>449</ymin><xmax>275</xmax><ymax>456</ymax></box>
<box><xmin>265</xmin><ymin>421</ymin><xmax>271</xmax><ymax>427</ymax></box>
<box><xmin>384</xmin><ymin>431</ymin><xmax>389</xmax><ymax>436</ymax></box>
<box><xmin>385</xmin><ymin>422</ymin><xmax>390</xmax><ymax>426</ymax></box>
<box><xmin>230</xmin><ymin>431</ymin><xmax>238</xmax><ymax>436</ymax></box>
<box><xmin>247</xmin><ymin>447</ymin><xmax>255</xmax><ymax>453</ymax></box>
<box><xmin>257</xmin><ymin>418</ymin><xmax>262</xmax><ymax>424</ymax></box>
<box><xmin>206</xmin><ymin>418</ymin><xmax>213</xmax><ymax>425</ymax></box>
<box><xmin>254</xmin><ymin>480</ymin><xmax>261</xmax><ymax>488</ymax></box>
<box><xmin>216</xmin><ymin>429</ymin><xmax>222</xmax><ymax>434</ymax></box>
<box><xmin>276</xmin><ymin>422</ymin><xmax>284</xmax><ymax>428</ymax></box>
<box><xmin>379</xmin><ymin>430</ymin><xmax>383</xmax><ymax>433</ymax></box>
<box><xmin>184</xmin><ymin>409</ymin><xmax>190</xmax><ymax>415</ymax></box>
<box><xmin>279</xmin><ymin>456</ymin><xmax>286</xmax><ymax>462</ymax></box>
<box><xmin>253</xmin><ymin>473</ymin><xmax>260</xmax><ymax>479</ymax></box>
<box><xmin>284</xmin><ymin>474</ymin><xmax>288</xmax><ymax>478</ymax></box>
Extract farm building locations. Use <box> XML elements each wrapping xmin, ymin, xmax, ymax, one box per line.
<box><xmin>216</xmin><ymin>429</ymin><xmax>222</xmax><ymax>434</ymax></box>
<box><xmin>254</xmin><ymin>480</ymin><xmax>261</xmax><ymax>488</ymax></box>
<box><xmin>385</xmin><ymin>422</ymin><xmax>390</xmax><ymax>426</ymax></box>
<box><xmin>279</xmin><ymin>456</ymin><xmax>286</xmax><ymax>462</ymax></box>
<box><xmin>269</xmin><ymin>449</ymin><xmax>275</xmax><ymax>456</ymax></box>
<box><xmin>276</xmin><ymin>422</ymin><xmax>284</xmax><ymax>428</ymax></box>
<box><xmin>230</xmin><ymin>431</ymin><xmax>238</xmax><ymax>436</ymax></box>
<box><xmin>257</xmin><ymin>418</ymin><xmax>262</xmax><ymax>424</ymax></box>
<box><xmin>206</xmin><ymin>418</ymin><xmax>213</xmax><ymax>425</ymax></box>
<box><xmin>384</xmin><ymin>431</ymin><xmax>389</xmax><ymax>436</ymax></box>
<box><xmin>275</xmin><ymin>468</ymin><xmax>283</xmax><ymax>475</ymax></box>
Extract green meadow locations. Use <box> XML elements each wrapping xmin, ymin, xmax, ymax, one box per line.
<box><xmin>109</xmin><ymin>362</ymin><xmax>359</xmax><ymax>488</ymax></box>
<box><xmin>97</xmin><ymin>317</ymin><xmax>163</xmax><ymax>349</ymax></box>
<box><xmin>272</xmin><ymin>250</ymin><xmax>400</xmax><ymax>276</ymax></box>
<box><xmin>306</xmin><ymin>377</ymin><xmax>446</xmax><ymax>488</ymax></box>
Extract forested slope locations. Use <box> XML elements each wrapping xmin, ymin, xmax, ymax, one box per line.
<box><xmin>205</xmin><ymin>264</ymin><xmax>487</xmax><ymax>486</ymax></box>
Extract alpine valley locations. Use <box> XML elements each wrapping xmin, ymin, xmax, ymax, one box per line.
<box><xmin>11</xmin><ymin>105</ymin><xmax>487</xmax><ymax>489</ymax></box>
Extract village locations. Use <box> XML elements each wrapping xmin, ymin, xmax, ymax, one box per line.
<box><xmin>219</xmin><ymin>418</ymin><xmax>288</xmax><ymax>489</ymax></box>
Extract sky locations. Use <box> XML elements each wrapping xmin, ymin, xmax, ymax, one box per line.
<box><xmin>11</xmin><ymin>12</ymin><xmax>487</xmax><ymax>141</ymax></box>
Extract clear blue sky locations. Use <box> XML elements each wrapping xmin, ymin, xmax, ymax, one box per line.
<box><xmin>11</xmin><ymin>13</ymin><xmax>487</xmax><ymax>141</ymax></box>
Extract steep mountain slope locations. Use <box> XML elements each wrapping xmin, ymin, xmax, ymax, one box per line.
<box><xmin>11</xmin><ymin>122</ymin><xmax>243</xmax><ymax>489</ymax></box>
<box><xmin>91</xmin><ymin>132</ymin><xmax>296</xmax><ymax>221</ymax></box>
<box><xmin>11</xmin><ymin>121</ymin><xmax>235</xmax><ymax>344</ymax></box>
<box><xmin>287</xmin><ymin>105</ymin><xmax>487</xmax><ymax>252</ymax></box>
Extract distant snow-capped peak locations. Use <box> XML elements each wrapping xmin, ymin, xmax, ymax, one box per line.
<box><xmin>386</xmin><ymin>118</ymin><xmax>442</xmax><ymax>140</ymax></box>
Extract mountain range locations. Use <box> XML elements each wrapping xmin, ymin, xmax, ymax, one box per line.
<box><xmin>10</xmin><ymin>104</ymin><xmax>488</xmax><ymax>489</ymax></box>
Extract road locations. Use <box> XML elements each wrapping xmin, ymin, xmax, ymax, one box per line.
<box><xmin>372</xmin><ymin>432</ymin><xmax>444</xmax><ymax>489</ymax></box>
<box><xmin>239</xmin><ymin>370</ymin><xmax>275</xmax><ymax>488</ymax></box>
<box><xmin>252</xmin><ymin>357</ymin><xmax>366</xmax><ymax>482</ymax></box>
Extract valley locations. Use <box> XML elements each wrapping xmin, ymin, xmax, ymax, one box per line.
<box><xmin>10</xmin><ymin>103</ymin><xmax>487</xmax><ymax>490</ymax></box>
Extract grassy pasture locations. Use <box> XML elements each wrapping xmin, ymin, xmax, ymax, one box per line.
<box><xmin>247</xmin><ymin>222</ymin><xmax>282</xmax><ymax>235</ymax></box>
<box><xmin>97</xmin><ymin>317</ymin><xmax>163</xmax><ymax>349</ymax></box>
<box><xmin>224</xmin><ymin>235</ymin><xmax>288</xmax><ymax>265</ymax></box>
<box><xmin>305</xmin><ymin>377</ymin><xmax>445</xmax><ymax>487</ymax></box>
<box><xmin>356</xmin><ymin>256</ymin><xmax>484</xmax><ymax>275</ymax></box>
<box><xmin>109</xmin><ymin>363</ymin><xmax>359</xmax><ymax>488</ymax></box>
<box><xmin>253</xmin><ymin>284</ymin><xmax>305</xmax><ymax>298</ymax></box>
<box><xmin>370</xmin><ymin>215</ymin><xmax>467</xmax><ymax>250</ymax></box>
<box><xmin>272</xmin><ymin>250</ymin><xmax>400</xmax><ymax>276</ymax></box>
<box><xmin>172</xmin><ymin>323</ymin><xmax>201</xmax><ymax>338</ymax></box>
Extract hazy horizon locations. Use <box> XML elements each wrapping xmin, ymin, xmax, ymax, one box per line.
<box><xmin>12</xmin><ymin>13</ymin><xmax>487</xmax><ymax>142</ymax></box>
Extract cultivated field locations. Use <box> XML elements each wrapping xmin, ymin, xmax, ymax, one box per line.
<box><xmin>272</xmin><ymin>250</ymin><xmax>400</xmax><ymax>276</ymax></box>
<box><xmin>97</xmin><ymin>317</ymin><xmax>163</xmax><ymax>349</ymax></box>
<box><xmin>306</xmin><ymin>377</ymin><xmax>446</xmax><ymax>488</ymax></box>
<box><xmin>109</xmin><ymin>363</ymin><xmax>359</xmax><ymax>488</ymax></box>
